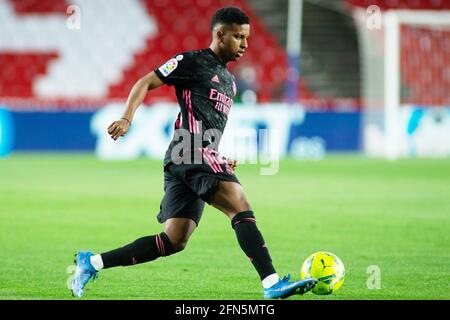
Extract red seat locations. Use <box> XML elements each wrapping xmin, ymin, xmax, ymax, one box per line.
<box><xmin>0</xmin><ymin>0</ymin><xmax>318</xmax><ymax>104</ymax></box>
<box><xmin>399</xmin><ymin>25</ymin><xmax>450</xmax><ymax>105</ymax></box>
<box><xmin>9</xmin><ymin>0</ymin><xmax>68</xmax><ymax>15</ymax></box>
<box><xmin>106</xmin><ymin>0</ymin><xmax>301</xmax><ymax>103</ymax></box>
<box><xmin>0</xmin><ymin>52</ymin><xmax>58</xmax><ymax>97</ymax></box>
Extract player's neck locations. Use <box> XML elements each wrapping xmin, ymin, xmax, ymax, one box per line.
<box><xmin>208</xmin><ymin>44</ymin><xmax>228</xmax><ymax>66</ymax></box>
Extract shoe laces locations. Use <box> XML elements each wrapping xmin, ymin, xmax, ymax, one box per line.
<box><xmin>86</xmin><ymin>262</ymin><xmax>99</xmax><ymax>281</ymax></box>
<box><xmin>281</xmin><ymin>274</ymin><xmax>291</xmax><ymax>283</ymax></box>
<box><xmin>90</xmin><ymin>268</ymin><xmax>99</xmax><ymax>281</ymax></box>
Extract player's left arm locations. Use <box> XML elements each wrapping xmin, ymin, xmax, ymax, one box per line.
<box><xmin>108</xmin><ymin>71</ymin><xmax>163</xmax><ymax>141</ymax></box>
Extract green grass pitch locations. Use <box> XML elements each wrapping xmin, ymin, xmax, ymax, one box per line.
<box><xmin>0</xmin><ymin>154</ymin><xmax>449</xmax><ymax>300</ymax></box>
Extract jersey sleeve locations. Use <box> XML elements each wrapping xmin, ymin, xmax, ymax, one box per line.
<box><xmin>154</xmin><ymin>52</ymin><xmax>197</xmax><ymax>86</ymax></box>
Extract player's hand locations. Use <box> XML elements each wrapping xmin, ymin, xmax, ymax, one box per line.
<box><xmin>107</xmin><ymin>118</ymin><xmax>131</xmax><ymax>141</ymax></box>
<box><xmin>227</xmin><ymin>158</ymin><xmax>238</xmax><ymax>170</ymax></box>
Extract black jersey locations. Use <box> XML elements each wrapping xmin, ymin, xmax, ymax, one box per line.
<box><xmin>154</xmin><ymin>48</ymin><xmax>236</xmax><ymax>167</ymax></box>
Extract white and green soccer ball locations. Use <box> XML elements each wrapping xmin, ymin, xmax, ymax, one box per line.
<box><xmin>300</xmin><ymin>251</ymin><xmax>345</xmax><ymax>295</ymax></box>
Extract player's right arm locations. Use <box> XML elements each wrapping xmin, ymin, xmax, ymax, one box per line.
<box><xmin>107</xmin><ymin>71</ymin><xmax>164</xmax><ymax>141</ymax></box>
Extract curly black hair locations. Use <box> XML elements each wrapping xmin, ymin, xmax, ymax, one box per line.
<box><xmin>211</xmin><ymin>6</ymin><xmax>250</xmax><ymax>31</ymax></box>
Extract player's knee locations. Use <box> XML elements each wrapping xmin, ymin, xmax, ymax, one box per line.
<box><xmin>165</xmin><ymin>232</ymin><xmax>189</xmax><ymax>252</ymax></box>
<box><xmin>241</xmin><ymin>198</ymin><xmax>251</xmax><ymax>211</ymax></box>
<box><xmin>236</xmin><ymin>192</ymin><xmax>251</xmax><ymax>212</ymax></box>
<box><xmin>170</xmin><ymin>238</ymin><xmax>188</xmax><ymax>252</ymax></box>
<box><xmin>235</xmin><ymin>185</ymin><xmax>251</xmax><ymax>208</ymax></box>
<box><xmin>227</xmin><ymin>184</ymin><xmax>251</xmax><ymax>212</ymax></box>
<box><xmin>164</xmin><ymin>218</ymin><xmax>196</xmax><ymax>253</ymax></box>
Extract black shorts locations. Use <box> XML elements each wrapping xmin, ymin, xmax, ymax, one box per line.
<box><xmin>157</xmin><ymin>161</ymin><xmax>240</xmax><ymax>226</ymax></box>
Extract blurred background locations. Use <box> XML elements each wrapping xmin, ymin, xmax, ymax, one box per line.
<box><xmin>0</xmin><ymin>0</ymin><xmax>448</xmax><ymax>160</ymax></box>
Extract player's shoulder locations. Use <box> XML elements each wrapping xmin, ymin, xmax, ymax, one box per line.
<box><xmin>173</xmin><ymin>49</ymin><xmax>209</xmax><ymax>62</ymax></box>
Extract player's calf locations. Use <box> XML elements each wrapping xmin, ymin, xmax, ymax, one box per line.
<box><xmin>231</xmin><ymin>211</ymin><xmax>276</xmax><ymax>281</ymax></box>
<box><xmin>70</xmin><ymin>233</ymin><xmax>178</xmax><ymax>297</ymax></box>
<box><xmin>100</xmin><ymin>232</ymin><xmax>175</xmax><ymax>268</ymax></box>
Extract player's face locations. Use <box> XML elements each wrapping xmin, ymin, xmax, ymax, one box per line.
<box><xmin>221</xmin><ymin>23</ymin><xmax>250</xmax><ymax>62</ymax></box>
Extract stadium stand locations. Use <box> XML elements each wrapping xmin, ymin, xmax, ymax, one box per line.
<box><xmin>346</xmin><ymin>0</ymin><xmax>450</xmax><ymax>11</ymax></box>
<box><xmin>0</xmin><ymin>0</ymin><xmax>448</xmax><ymax>109</ymax></box>
<box><xmin>0</xmin><ymin>0</ymin><xmax>303</xmax><ymax>105</ymax></box>
<box><xmin>347</xmin><ymin>0</ymin><xmax>450</xmax><ymax>106</ymax></box>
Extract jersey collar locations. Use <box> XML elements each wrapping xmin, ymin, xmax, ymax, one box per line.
<box><xmin>207</xmin><ymin>48</ymin><xmax>227</xmax><ymax>67</ymax></box>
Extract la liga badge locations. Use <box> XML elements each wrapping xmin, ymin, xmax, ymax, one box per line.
<box><xmin>159</xmin><ymin>58</ymin><xmax>178</xmax><ymax>77</ymax></box>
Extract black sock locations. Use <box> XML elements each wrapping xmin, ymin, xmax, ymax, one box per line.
<box><xmin>100</xmin><ymin>232</ymin><xmax>174</xmax><ymax>269</ymax></box>
<box><xmin>231</xmin><ymin>211</ymin><xmax>276</xmax><ymax>280</ymax></box>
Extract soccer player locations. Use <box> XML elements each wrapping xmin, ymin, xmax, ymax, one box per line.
<box><xmin>71</xmin><ymin>6</ymin><xmax>317</xmax><ymax>299</ymax></box>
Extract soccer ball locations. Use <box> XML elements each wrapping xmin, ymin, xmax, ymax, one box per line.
<box><xmin>300</xmin><ymin>251</ymin><xmax>345</xmax><ymax>295</ymax></box>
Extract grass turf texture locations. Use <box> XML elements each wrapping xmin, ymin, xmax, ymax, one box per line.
<box><xmin>0</xmin><ymin>154</ymin><xmax>449</xmax><ymax>300</ymax></box>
